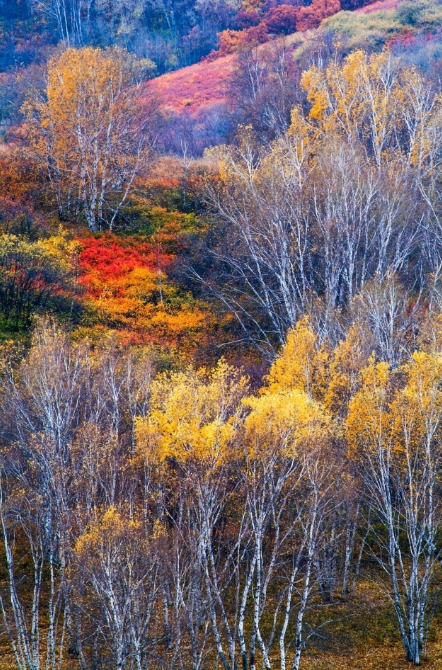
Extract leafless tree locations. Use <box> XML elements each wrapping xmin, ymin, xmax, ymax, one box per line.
<box><xmin>30</xmin><ymin>0</ymin><xmax>92</xmax><ymax>45</ymax></box>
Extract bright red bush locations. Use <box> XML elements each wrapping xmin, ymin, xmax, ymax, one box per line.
<box><xmin>76</xmin><ymin>224</ymin><xmax>208</xmax><ymax>350</ymax></box>
<box><xmin>78</xmin><ymin>235</ymin><xmax>170</xmax><ymax>298</ymax></box>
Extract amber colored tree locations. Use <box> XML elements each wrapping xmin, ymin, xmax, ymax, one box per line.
<box><xmin>24</xmin><ymin>47</ymin><xmax>156</xmax><ymax>232</ymax></box>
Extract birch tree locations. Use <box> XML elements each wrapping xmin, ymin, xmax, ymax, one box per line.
<box><xmin>24</xmin><ymin>46</ymin><xmax>156</xmax><ymax>232</ymax></box>
<box><xmin>30</xmin><ymin>0</ymin><xmax>92</xmax><ymax>45</ymax></box>
<box><xmin>0</xmin><ymin>477</ymin><xmax>67</xmax><ymax>670</ymax></box>
<box><xmin>202</xmin><ymin>50</ymin><xmax>441</xmax><ymax>356</ymax></box>
<box><xmin>347</xmin><ymin>353</ymin><xmax>442</xmax><ymax>665</ymax></box>
<box><xmin>74</xmin><ymin>508</ymin><xmax>160</xmax><ymax>670</ymax></box>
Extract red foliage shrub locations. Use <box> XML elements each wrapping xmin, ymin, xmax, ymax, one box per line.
<box><xmin>243</xmin><ymin>22</ymin><xmax>269</xmax><ymax>45</ymax></box>
<box><xmin>296</xmin><ymin>0</ymin><xmax>340</xmax><ymax>31</ymax></box>
<box><xmin>214</xmin><ymin>0</ymin><xmax>340</xmax><ymax>57</ymax></box>
<box><xmin>78</xmin><ymin>235</ymin><xmax>168</xmax><ymax>298</ymax></box>
<box><xmin>77</xmin><ymin>231</ymin><xmax>208</xmax><ymax>351</ymax></box>
<box><xmin>265</xmin><ymin>4</ymin><xmax>298</xmax><ymax>34</ymax></box>
<box><xmin>234</xmin><ymin>9</ymin><xmax>261</xmax><ymax>28</ymax></box>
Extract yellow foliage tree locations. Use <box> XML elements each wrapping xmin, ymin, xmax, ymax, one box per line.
<box><xmin>207</xmin><ymin>50</ymin><xmax>442</xmax><ymax>352</ymax></box>
<box><xmin>24</xmin><ymin>47</ymin><xmax>155</xmax><ymax>231</ymax></box>
<box><xmin>75</xmin><ymin>507</ymin><xmax>159</xmax><ymax>669</ymax></box>
<box><xmin>322</xmin><ymin>323</ymin><xmax>371</xmax><ymax>415</ymax></box>
<box><xmin>0</xmin><ymin>228</ymin><xmax>79</xmax><ymax>329</ymax></box>
<box><xmin>264</xmin><ymin>317</ymin><xmax>317</xmax><ymax>395</ymax></box>
<box><xmin>296</xmin><ymin>49</ymin><xmax>442</xmax><ymax>170</ymax></box>
<box><xmin>244</xmin><ymin>318</ymin><xmax>333</xmax><ymax>458</ymax></box>
<box><xmin>135</xmin><ymin>360</ymin><xmax>249</xmax><ymax>465</ymax></box>
<box><xmin>244</xmin><ymin>389</ymin><xmax>330</xmax><ymax>459</ymax></box>
<box><xmin>346</xmin><ymin>351</ymin><xmax>442</xmax><ymax>665</ymax></box>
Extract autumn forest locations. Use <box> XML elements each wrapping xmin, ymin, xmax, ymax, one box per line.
<box><xmin>1</xmin><ymin>0</ymin><xmax>442</xmax><ymax>669</ymax></box>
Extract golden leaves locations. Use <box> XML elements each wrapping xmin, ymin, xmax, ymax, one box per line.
<box><xmin>297</xmin><ymin>48</ymin><xmax>441</xmax><ymax>170</ymax></box>
<box><xmin>135</xmin><ymin>321</ymin><xmax>334</xmax><ymax>466</ymax></box>
<box><xmin>135</xmin><ymin>359</ymin><xmax>249</xmax><ymax>464</ymax></box>
<box><xmin>243</xmin><ymin>388</ymin><xmax>330</xmax><ymax>459</ymax></box>
<box><xmin>23</xmin><ymin>46</ymin><xmax>150</xmax><ymax>231</ymax></box>
<box><xmin>264</xmin><ymin>317</ymin><xmax>317</xmax><ymax>395</ymax></box>
<box><xmin>346</xmin><ymin>351</ymin><xmax>442</xmax><ymax>463</ymax></box>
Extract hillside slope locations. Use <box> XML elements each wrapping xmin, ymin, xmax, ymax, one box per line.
<box><xmin>356</xmin><ymin>0</ymin><xmax>399</xmax><ymax>13</ymax></box>
<box><xmin>144</xmin><ymin>52</ymin><xmax>237</xmax><ymax>119</ymax></box>
<box><xmin>143</xmin><ymin>0</ymin><xmax>411</xmax><ymax>145</ymax></box>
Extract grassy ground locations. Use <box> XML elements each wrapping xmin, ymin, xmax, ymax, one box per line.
<box><xmin>1</xmin><ymin>584</ymin><xmax>442</xmax><ymax>669</ymax></box>
<box><xmin>302</xmin><ymin>581</ymin><xmax>442</xmax><ymax>669</ymax></box>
